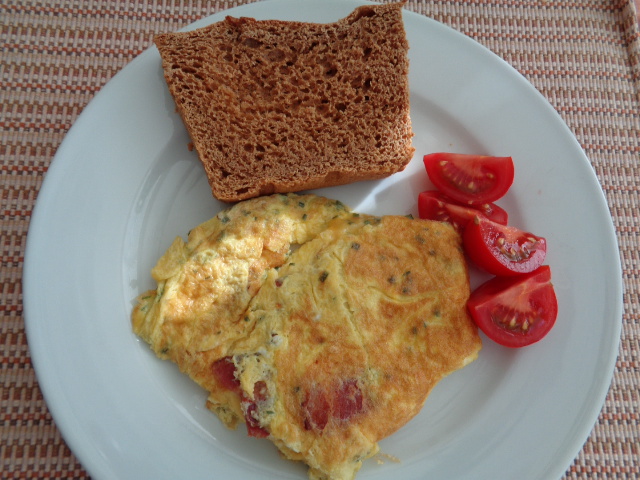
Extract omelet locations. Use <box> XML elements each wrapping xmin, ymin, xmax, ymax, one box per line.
<box><xmin>132</xmin><ymin>193</ymin><xmax>481</xmax><ymax>480</ymax></box>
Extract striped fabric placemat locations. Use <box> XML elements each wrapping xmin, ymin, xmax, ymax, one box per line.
<box><xmin>1</xmin><ymin>0</ymin><xmax>638</xmax><ymax>478</ymax></box>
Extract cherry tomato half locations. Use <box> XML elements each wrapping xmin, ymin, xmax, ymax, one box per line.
<box><xmin>417</xmin><ymin>190</ymin><xmax>508</xmax><ymax>233</ymax></box>
<box><xmin>423</xmin><ymin>153</ymin><xmax>514</xmax><ymax>205</ymax></box>
<box><xmin>467</xmin><ymin>266</ymin><xmax>558</xmax><ymax>347</ymax></box>
<box><xmin>463</xmin><ymin>216</ymin><xmax>547</xmax><ymax>276</ymax></box>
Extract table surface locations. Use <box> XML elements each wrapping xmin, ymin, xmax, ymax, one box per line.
<box><xmin>2</xmin><ymin>1</ymin><xmax>639</xmax><ymax>479</ymax></box>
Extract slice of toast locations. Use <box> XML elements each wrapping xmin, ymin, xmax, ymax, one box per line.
<box><xmin>155</xmin><ymin>2</ymin><xmax>414</xmax><ymax>202</ymax></box>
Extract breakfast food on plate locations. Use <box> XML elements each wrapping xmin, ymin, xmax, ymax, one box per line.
<box><xmin>133</xmin><ymin>193</ymin><xmax>482</xmax><ymax>480</ymax></box>
<box><xmin>418</xmin><ymin>151</ymin><xmax>557</xmax><ymax>348</ymax></box>
<box><xmin>154</xmin><ymin>2</ymin><xmax>414</xmax><ymax>202</ymax></box>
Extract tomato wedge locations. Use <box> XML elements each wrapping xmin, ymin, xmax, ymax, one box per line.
<box><xmin>467</xmin><ymin>266</ymin><xmax>558</xmax><ymax>347</ymax></box>
<box><xmin>473</xmin><ymin>200</ymin><xmax>509</xmax><ymax>225</ymax></box>
<box><xmin>423</xmin><ymin>153</ymin><xmax>514</xmax><ymax>205</ymax></box>
<box><xmin>418</xmin><ymin>190</ymin><xmax>508</xmax><ymax>233</ymax></box>
<box><xmin>463</xmin><ymin>216</ymin><xmax>547</xmax><ymax>276</ymax></box>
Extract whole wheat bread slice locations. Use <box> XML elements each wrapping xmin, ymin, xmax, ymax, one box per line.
<box><xmin>155</xmin><ymin>2</ymin><xmax>413</xmax><ymax>202</ymax></box>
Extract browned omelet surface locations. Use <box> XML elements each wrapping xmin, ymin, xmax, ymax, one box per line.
<box><xmin>132</xmin><ymin>193</ymin><xmax>481</xmax><ymax>480</ymax></box>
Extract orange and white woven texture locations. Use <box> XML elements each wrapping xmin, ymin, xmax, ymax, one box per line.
<box><xmin>1</xmin><ymin>0</ymin><xmax>639</xmax><ymax>478</ymax></box>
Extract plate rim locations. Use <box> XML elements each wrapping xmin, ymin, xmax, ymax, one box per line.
<box><xmin>23</xmin><ymin>1</ymin><xmax>623</xmax><ymax>479</ymax></box>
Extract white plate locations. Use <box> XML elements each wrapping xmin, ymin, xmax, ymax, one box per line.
<box><xmin>24</xmin><ymin>1</ymin><xmax>622</xmax><ymax>479</ymax></box>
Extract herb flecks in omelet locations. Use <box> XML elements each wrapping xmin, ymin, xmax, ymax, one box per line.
<box><xmin>132</xmin><ymin>193</ymin><xmax>481</xmax><ymax>480</ymax></box>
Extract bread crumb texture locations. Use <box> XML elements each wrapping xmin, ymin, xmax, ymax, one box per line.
<box><xmin>155</xmin><ymin>2</ymin><xmax>414</xmax><ymax>202</ymax></box>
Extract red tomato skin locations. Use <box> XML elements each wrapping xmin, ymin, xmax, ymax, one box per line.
<box><xmin>418</xmin><ymin>190</ymin><xmax>508</xmax><ymax>233</ymax></box>
<box><xmin>467</xmin><ymin>266</ymin><xmax>558</xmax><ymax>348</ymax></box>
<box><xmin>423</xmin><ymin>153</ymin><xmax>515</xmax><ymax>205</ymax></box>
<box><xmin>476</xmin><ymin>201</ymin><xmax>509</xmax><ymax>225</ymax></box>
<box><xmin>463</xmin><ymin>216</ymin><xmax>547</xmax><ymax>276</ymax></box>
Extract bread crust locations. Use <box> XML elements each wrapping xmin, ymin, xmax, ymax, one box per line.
<box><xmin>155</xmin><ymin>2</ymin><xmax>413</xmax><ymax>202</ymax></box>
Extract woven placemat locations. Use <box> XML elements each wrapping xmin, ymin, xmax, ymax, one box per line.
<box><xmin>1</xmin><ymin>0</ymin><xmax>638</xmax><ymax>478</ymax></box>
